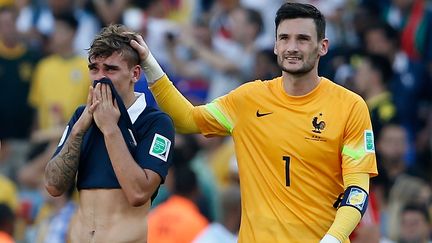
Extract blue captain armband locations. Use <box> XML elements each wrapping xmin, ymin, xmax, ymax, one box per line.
<box><xmin>340</xmin><ymin>186</ymin><xmax>369</xmax><ymax>216</ymax></box>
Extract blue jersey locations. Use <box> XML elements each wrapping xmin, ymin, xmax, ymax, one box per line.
<box><xmin>53</xmin><ymin>93</ymin><xmax>175</xmax><ymax>192</ymax></box>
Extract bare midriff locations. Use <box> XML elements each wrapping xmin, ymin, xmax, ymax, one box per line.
<box><xmin>68</xmin><ymin>189</ymin><xmax>150</xmax><ymax>243</ymax></box>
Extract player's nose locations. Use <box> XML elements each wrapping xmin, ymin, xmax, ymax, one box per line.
<box><xmin>285</xmin><ymin>40</ymin><xmax>299</xmax><ymax>52</ymax></box>
<box><xmin>94</xmin><ymin>73</ymin><xmax>108</xmax><ymax>81</ymax></box>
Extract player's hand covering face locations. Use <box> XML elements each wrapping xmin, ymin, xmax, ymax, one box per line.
<box><xmin>92</xmin><ymin>82</ymin><xmax>120</xmax><ymax>133</ymax></box>
<box><xmin>73</xmin><ymin>85</ymin><xmax>99</xmax><ymax>133</ymax></box>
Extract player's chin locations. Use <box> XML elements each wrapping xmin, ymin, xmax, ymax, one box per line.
<box><xmin>282</xmin><ymin>60</ymin><xmax>301</xmax><ymax>68</ymax></box>
<box><xmin>281</xmin><ymin>65</ymin><xmax>303</xmax><ymax>74</ymax></box>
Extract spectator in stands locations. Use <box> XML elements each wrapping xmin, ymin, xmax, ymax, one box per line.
<box><xmin>253</xmin><ymin>48</ymin><xmax>280</xmax><ymax>80</ymax></box>
<box><xmin>164</xmin><ymin>16</ymin><xmax>213</xmax><ymax>104</ymax></box>
<box><xmin>208</xmin><ymin>0</ymin><xmax>240</xmax><ymax>40</ymax></box>
<box><xmin>17</xmin><ymin>142</ymin><xmax>58</xmax><ymax>190</ymax></box>
<box><xmin>189</xmin><ymin>135</ymin><xmax>226</xmax><ymax>222</ymax></box>
<box><xmin>0</xmin><ymin>203</ymin><xmax>15</xmax><ymax>243</ymax></box>
<box><xmin>30</xmin><ymin>184</ymin><xmax>76</xmax><ymax>243</ymax></box>
<box><xmin>398</xmin><ymin>204</ymin><xmax>432</xmax><ymax>243</ymax></box>
<box><xmin>148</xmin><ymin>166</ymin><xmax>209</xmax><ymax>243</ymax></box>
<box><xmin>168</xmin><ymin>6</ymin><xmax>264</xmax><ymax>102</ymax></box>
<box><xmin>363</xmin><ymin>21</ymin><xmax>430</xmax><ymax>164</ymax></box>
<box><xmin>140</xmin><ymin>0</ymin><xmax>179</xmax><ymax>69</ymax></box>
<box><xmin>193</xmin><ymin>185</ymin><xmax>241</xmax><ymax>243</ymax></box>
<box><xmin>383</xmin><ymin>175</ymin><xmax>431</xmax><ymax>241</ymax></box>
<box><xmin>16</xmin><ymin>0</ymin><xmax>99</xmax><ymax>56</ymax></box>
<box><xmin>353</xmin><ymin>53</ymin><xmax>397</xmax><ymax>136</ymax></box>
<box><xmin>20</xmin><ymin>15</ymin><xmax>90</xmax><ymax>233</ymax></box>
<box><xmin>383</xmin><ymin>0</ymin><xmax>432</xmax><ymax>67</ymax></box>
<box><xmin>372</xmin><ymin>123</ymin><xmax>425</xmax><ymax>239</ymax></box>
<box><xmin>207</xmin><ymin>5</ymin><xmax>263</xmax><ymax>100</ymax></box>
<box><xmin>84</xmin><ymin>0</ymin><xmax>128</xmax><ymax>27</ymax></box>
<box><xmin>0</xmin><ymin>5</ymin><xmax>39</xmax><ymax>180</ymax></box>
<box><xmin>0</xmin><ymin>174</ymin><xmax>18</xmax><ymax>212</ymax></box>
<box><xmin>349</xmin><ymin>193</ymin><xmax>381</xmax><ymax>243</ymax></box>
<box><xmin>29</xmin><ymin>12</ymin><xmax>90</xmax><ymax>142</ymax></box>
<box><xmin>239</xmin><ymin>0</ymin><xmax>284</xmax><ymax>49</ymax></box>
<box><xmin>376</xmin><ymin>123</ymin><xmax>425</xmax><ymax>183</ymax></box>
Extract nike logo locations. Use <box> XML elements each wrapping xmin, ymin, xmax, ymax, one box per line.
<box><xmin>256</xmin><ymin>110</ymin><xmax>273</xmax><ymax>117</ymax></box>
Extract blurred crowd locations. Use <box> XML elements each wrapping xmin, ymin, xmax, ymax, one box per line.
<box><xmin>0</xmin><ymin>0</ymin><xmax>431</xmax><ymax>242</ymax></box>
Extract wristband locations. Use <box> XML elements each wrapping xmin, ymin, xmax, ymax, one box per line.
<box><xmin>142</xmin><ymin>52</ymin><xmax>165</xmax><ymax>84</ymax></box>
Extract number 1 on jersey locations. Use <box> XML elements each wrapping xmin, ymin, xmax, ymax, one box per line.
<box><xmin>283</xmin><ymin>156</ymin><xmax>290</xmax><ymax>186</ymax></box>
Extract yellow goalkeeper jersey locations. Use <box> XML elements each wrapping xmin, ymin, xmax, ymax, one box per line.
<box><xmin>192</xmin><ymin>77</ymin><xmax>378</xmax><ymax>242</ymax></box>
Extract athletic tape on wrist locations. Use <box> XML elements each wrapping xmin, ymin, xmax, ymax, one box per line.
<box><xmin>141</xmin><ymin>52</ymin><xmax>165</xmax><ymax>85</ymax></box>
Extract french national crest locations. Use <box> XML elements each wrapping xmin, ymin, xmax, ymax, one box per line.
<box><xmin>312</xmin><ymin>113</ymin><xmax>326</xmax><ymax>133</ymax></box>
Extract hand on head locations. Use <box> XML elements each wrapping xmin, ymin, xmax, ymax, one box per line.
<box><xmin>130</xmin><ymin>35</ymin><xmax>150</xmax><ymax>62</ymax></box>
<box><xmin>132</xmin><ymin>34</ymin><xmax>165</xmax><ymax>84</ymax></box>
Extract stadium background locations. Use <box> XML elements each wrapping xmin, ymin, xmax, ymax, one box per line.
<box><xmin>0</xmin><ymin>0</ymin><xmax>431</xmax><ymax>242</ymax></box>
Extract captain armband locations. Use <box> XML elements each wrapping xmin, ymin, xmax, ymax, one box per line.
<box><xmin>335</xmin><ymin>186</ymin><xmax>369</xmax><ymax>216</ymax></box>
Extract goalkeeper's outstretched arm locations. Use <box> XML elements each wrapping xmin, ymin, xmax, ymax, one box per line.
<box><xmin>130</xmin><ymin>35</ymin><xmax>200</xmax><ymax>134</ymax></box>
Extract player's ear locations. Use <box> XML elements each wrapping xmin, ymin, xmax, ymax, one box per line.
<box><xmin>318</xmin><ymin>38</ymin><xmax>329</xmax><ymax>57</ymax></box>
<box><xmin>131</xmin><ymin>65</ymin><xmax>141</xmax><ymax>84</ymax></box>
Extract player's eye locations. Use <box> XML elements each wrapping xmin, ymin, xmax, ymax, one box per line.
<box><xmin>105</xmin><ymin>66</ymin><xmax>118</xmax><ymax>71</ymax></box>
<box><xmin>298</xmin><ymin>36</ymin><xmax>310</xmax><ymax>41</ymax></box>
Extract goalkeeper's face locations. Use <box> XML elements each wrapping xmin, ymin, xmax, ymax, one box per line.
<box><xmin>88</xmin><ymin>51</ymin><xmax>141</xmax><ymax>99</ymax></box>
<box><xmin>274</xmin><ymin>18</ymin><xmax>328</xmax><ymax>77</ymax></box>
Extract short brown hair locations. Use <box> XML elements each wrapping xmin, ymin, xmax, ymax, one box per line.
<box><xmin>88</xmin><ymin>24</ymin><xmax>140</xmax><ymax>68</ymax></box>
<box><xmin>275</xmin><ymin>3</ymin><xmax>326</xmax><ymax>41</ymax></box>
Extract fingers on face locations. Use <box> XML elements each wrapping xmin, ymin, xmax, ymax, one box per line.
<box><xmin>89</xmin><ymin>83</ymin><xmax>117</xmax><ymax>113</ymax></box>
<box><xmin>101</xmin><ymin>83</ymin><xmax>108</xmax><ymax>102</ymax></box>
<box><xmin>105</xmin><ymin>84</ymin><xmax>113</xmax><ymax>104</ymax></box>
<box><xmin>89</xmin><ymin>84</ymin><xmax>100</xmax><ymax>112</ymax></box>
<box><xmin>94</xmin><ymin>83</ymin><xmax>102</xmax><ymax>102</ymax></box>
<box><xmin>112</xmin><ymin>98</ymin><xmax>119</xmax><ymax>110</ymax></box>
<box><xmin>87</xmin><ymin>86</ymin><xmax>93</xmax><ymax>104</ymax></box>
<box><xmin>89</xmin><ymin>99</ymin><xmax>98</xmax><ymax>113</ymax></box>
<box><xmin>100</xmin><ymin>84</ymin><xmax>114</xmax><ymax>106</ymax></box>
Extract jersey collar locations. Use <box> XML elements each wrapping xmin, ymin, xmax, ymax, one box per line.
<box><xmin>127</xmin><ymin>92</ymin><xmax>147</xmax><ymax>124</ymax></box>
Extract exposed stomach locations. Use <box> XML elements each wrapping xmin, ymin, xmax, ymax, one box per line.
<box><xmin>69</xmin><ymin>189</ymin><xmax>150</xmax><ymax>243</ymax></box>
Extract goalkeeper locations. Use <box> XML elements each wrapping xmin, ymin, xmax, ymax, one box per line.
<box><xmin>133</xmin><ymin>2</ymin><xmax>378</xmax><ymax>242</ymax></box>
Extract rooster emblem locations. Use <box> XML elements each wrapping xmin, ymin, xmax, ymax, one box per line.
<box><xmin>312</xmin><ymin>114</ymin><xmax>326</xmax><ymax>133</ymax></box>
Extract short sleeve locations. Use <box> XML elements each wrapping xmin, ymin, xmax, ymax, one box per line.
<box><xmin>193</xmin><ymin>82</ymin><xmax>255</xmax><ymax>137</ymax></box>
<box><xmin>342</xmin><ymin>99</ymin><xmax>378</xmax><ymax>177</ymax></box>
<box><xmin>52</xmin><ymin>106</ymin><xmax>85</xmax><ymax>158</ymax></box>
<box><xmin>134</xmin><ymin>114</ymin><xmax>175</xmax><ymax>182</ymax></box>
